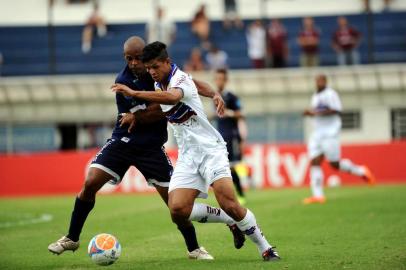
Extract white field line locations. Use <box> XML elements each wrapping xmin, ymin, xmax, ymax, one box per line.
<box><xmin>0</xmin><ymin>214</ymin><xmax>53</xmax><ymax>229</ymax></box>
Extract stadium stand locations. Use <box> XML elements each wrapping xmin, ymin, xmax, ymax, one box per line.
<box><xmin>0</xmin><ymin>12</ymin><xmax>405</xmax><ymax>76</ymax></box>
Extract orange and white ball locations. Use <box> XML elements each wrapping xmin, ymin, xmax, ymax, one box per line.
<box><xmin>88</xmin><ymin>233</ymin><xmax>121</xmax><ymax>265</ymax></box>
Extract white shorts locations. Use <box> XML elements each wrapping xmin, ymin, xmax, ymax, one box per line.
<box><xmin>308</xmin><ymin>133</ymin><xmax>341</xmax><ymax>162</ymax></box>
<box><xmin>168</xmin><ymin>145</ymin><xmax>232</xmax><ymax>199</ymax></box>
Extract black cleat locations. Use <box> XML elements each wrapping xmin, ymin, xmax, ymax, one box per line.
<box><xmin>262</xmin><ymin>246</ymin><xmax>281</xmax><ymax>261</ymax></box>
<box><xmin>228</xmin><ymin>224</ymin><xmax>245</xmax><ymax>249</ymax></box>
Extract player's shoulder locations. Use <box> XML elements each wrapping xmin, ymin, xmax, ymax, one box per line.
<box><xmin>170</xmin><ymin>67</ymin><xmax>192</xmax><ymax>87</ymax></box>
<box><xmin>326</xmin><ymin>87</ymin><xmax>339</xmax><ymax>96</ymax></box>
<box><xmin>224</xmin><ymin>90</ymin><xmax>239</xmax><ymax>100</ymax></box>
<box><xmin>115</xmin><ymin>65</ymin><xmax>132</xmax><ymax>84</ymax></box>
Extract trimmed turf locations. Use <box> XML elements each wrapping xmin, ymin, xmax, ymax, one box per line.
<box><xmin>1</xmin><ymin>185</ymin><xmax>405</xmax><ymax>270</ymax></box>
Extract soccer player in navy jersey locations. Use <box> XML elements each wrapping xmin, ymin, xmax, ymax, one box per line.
<box><xmin>48</xmin><ymin>36</ymin><xmax>244</xmax><ymax>260</ymax></box>
<box><xmin>112</xmin><ymin>41</ymin><xmax>280</xmax><ymax>261</ymax></box>
<box><xmin>214</xmin><ymin>68</ymin><xmax>246</xmax><ymax>204</ymax></box>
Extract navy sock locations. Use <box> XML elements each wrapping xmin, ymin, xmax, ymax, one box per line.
<box><xmin>177</xmin><ymin>225</ymin><xmax>199</xmax><ymax>252</ymax></box>
<box><xmin>231</xmin><ymin>167</ymin><xmax>244</xmax><ymax>197</ymax></box>
<box><xmin>67</xmin><ymin>197</ymin><xmax>95</xmax><ymax>242</ymax></box>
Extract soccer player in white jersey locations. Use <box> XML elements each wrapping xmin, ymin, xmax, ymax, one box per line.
<box><xmin>302</xmin><ymin>74</ymin><xmax>376</xmax><ymax>204</ymax></box>
<box><xmin>112</xmin><ymin>41</ymin><xmax>280</xmax><ymax>261</ymax></box>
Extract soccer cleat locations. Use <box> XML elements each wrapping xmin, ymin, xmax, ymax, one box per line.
<box><xmin>228</xmin><ymin>224</ymin><xmax>246</xmax><ymax>249</ymax></box>
<box><xmin>362</xmin><ymin>166</ymin><xmax>376</xmax><ymax>185</ymax></box>
<box><xmin>188</xmin><ymin>246</ymin><xmax>214</xmax><ymax>260</ymax></box>
<box><xmin>302</xmin><ymin>196</ymin><xmax>326</xmax><ymax>205</ymax></box>
<box><xmin>48</xmin><ymin>236</ymin><xmax>79</xmax><ymax>255</ymax></box>
<box><xmin>262</xmin><ymin>246</ymin><xmax>281</xmax><ymax>261</ymax></box>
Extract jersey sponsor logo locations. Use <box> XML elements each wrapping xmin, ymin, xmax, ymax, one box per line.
<box><xmin>165</xmin><ymin>102</ymin><xmax>197</xmax><ymax>124</ymax></box>
<box><xmin>173</xmin><ymin>74</ymin><xmax>186</xmax><ymax>88</ymax></box>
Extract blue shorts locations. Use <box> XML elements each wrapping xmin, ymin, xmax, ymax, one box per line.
<box><xmin>90</xmin><ymin>138</ymin><xmax>173</xmax><ymax>186</ymax></box>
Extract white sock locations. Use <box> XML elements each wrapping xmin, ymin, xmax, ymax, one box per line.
<box><xmin>310</xmin><ymin>166</ymin><xmax>324</xmax><ymax>198</ymax></box>
<box><xmin>236</xmin><ymin>209</ymin><xmax>271</xmax><ymax>254</ymax></box>
<box><xmin>189</xmin><ymin>203</ymin><xmax>235</xmax><ymax>225</ymax></box>
<box><xmin>339</xmin><ymin>159</ymin><xmax>364</xmax><ymax>176</ymax></box>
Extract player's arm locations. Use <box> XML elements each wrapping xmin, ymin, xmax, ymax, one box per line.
<box><xmin>193</xmin><ymin>79</ymin><xmax>225</xmax><ymax>117</ymax></box>
<box><xmin>224</xmin><ymin>109</ymin><xmax>243</xmax><ymax>118</ymax></box>
<box><xmin>303</xmin><ymin>108</ymin><xmax>341</xmax><ymax>116</ymax></box>
<box><xmin>111</xmin><ymin>83</ymin><xmax>182</xmax><ymax>105</ymax></box>
<box><xmin>119</xmin><ymin>103</ymin><xmax>166</xmax><ymax>132</ymax></box>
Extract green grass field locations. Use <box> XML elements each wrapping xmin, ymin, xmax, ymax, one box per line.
<box><xmin>1</xmin><ymin>185</ymin><xmax>406</xmax><ymax>270</ymax></box>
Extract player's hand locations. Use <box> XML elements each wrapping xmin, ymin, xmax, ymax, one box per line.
<box><xmin>213</xmin><ymin>92</ymin><xmax>225</xmax><ymax>117</ymax></box>
<box><xmin>119</xmin><ymin>113</ymin><xmax>136</xmax><ymax>133</ymax></box>
<box><xmin>111</xmin><ymin>83</ymin><xmax>136</xmax><ymax>97</ymax></box>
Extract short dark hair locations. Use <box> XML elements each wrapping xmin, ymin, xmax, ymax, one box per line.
<box><xmin>141</xmin><ymin>41</ymin><xmax>168</xmax><ymax>63</ymax></box>
<box><xmin>216</xmin><ymin>68</ymin><xmax>228</xmax><ymax>78</ymax></box>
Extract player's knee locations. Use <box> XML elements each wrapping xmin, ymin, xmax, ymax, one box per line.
<box><xmin>330</xmin><ymin>161</ymin><xmax>340</xmax><ymax>170</ymax></box>
<box><xmin>80</xmin><ymin>178</ymin><xmax>99</xmax><ymax>199</ymax></box>
<box><xmin>169</xmin><ymin>202</ymin><xmax>192</xmax><ymax>221</ymax></box>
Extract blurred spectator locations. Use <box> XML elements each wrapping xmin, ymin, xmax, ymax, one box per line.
<box><xmin>191</xmin><ymin>4</ymin><xmax>211</xmax><ymax>49</ymax></box>
<box><xmin>145</xmin><ymin>7</ymin><xmax>176</xmax><ymax>48</ymax></box>
<box><xmin>332</xmin><ymin>16</ymin><xmax>361</xmax><ymax>66</ymax></box>
<box><xmin>246</xmin><ymin>20</ymin><xmax>266</xmax><ymax>69</ymax></box>
<box><xmin>382</xmin><ymin>0</ymin><xmax>393</xmax><ymax>12</ymax></box>
<box><xmin>184</xmin><ymin>47</ymin><xmax>206</xmax><ymax>72</ymax></box>
<box><xmin>223</xmin><ymin>0</ymin><xmax>243</xmax><ymax>30</ymax></box>
<box><xmin>206</xmin><ymin>45</ymin><xmax>228</xmax><ymax>70</ymax></box>
<box><xmin>297</xmin><ymin>17</ymin><xmax>320</xmax><ymax>67</ymax></box>
<box><xmin>267</xmin><ymin>19</ymin><xmax>288</xmax><ymax>68</ymax></box>
<box><xmin>81</xmin><ymin>1</ymin><xmax>107</xmax><ymax>54</ymax></box>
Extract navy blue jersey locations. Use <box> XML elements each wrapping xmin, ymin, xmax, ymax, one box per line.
<box><xmin>217</xmin><ymin>91</ymin><xmax>241</xmax><ymax>139</ymax></box>
<box><xmin>111</xmin><ymin>66</ymin><xmax>168</xmax><ymax>147</ymax></box>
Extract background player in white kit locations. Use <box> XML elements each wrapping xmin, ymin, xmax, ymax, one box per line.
<box><xmin>112</xmin><ymin>41</ymin><xmax>280</xmax><ymax>261</ymax></box>
<box><xmin>303</xmin><ymin>74</ymin><xmax>376</xmax><ymax>204</ymax></box>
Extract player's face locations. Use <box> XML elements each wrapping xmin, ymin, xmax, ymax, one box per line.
<box><xmin>316</xmin><ymin>76</ymin><xmax>327</xmax><ymax>91</ymax></box>
<box><xmin>124</xmin><ymin>49</ymin><xmax>145</xmax><ymax>75</ymax></box>
<box><xmin>144</xmin><ymin>58</ymin><xmax>171</xmax><ymax>83</ymax></box>
<box><xmin>214</xmin><ymin>72</ymin><xmax>227</xmax><ymax>91</ymax></box>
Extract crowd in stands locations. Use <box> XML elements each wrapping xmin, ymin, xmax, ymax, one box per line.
<box><xmin>180</xmin><ymin>0</ymin><xmax>365</xmax><ymax>71</ymax></box>
<box><xmin>0</xmin><ymin>0</ymin><xmax>401</xmax><ymax>77</ymax></box>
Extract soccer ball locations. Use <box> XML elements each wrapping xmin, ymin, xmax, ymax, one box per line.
<box><xmin>88</xmin><ymin>233</ymin><xmax>121</xmax><ymax>266</ymax></box>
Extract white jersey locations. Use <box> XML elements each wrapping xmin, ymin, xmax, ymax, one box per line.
<box><xmin>310</xmin><ymin>87</ymin><xmax>342</xmax><ymax>136</ymax></box>
<box><xmin>155</xmin><ymin>65</ymin><xmax>225</xmax><ymax>152</ymax></box>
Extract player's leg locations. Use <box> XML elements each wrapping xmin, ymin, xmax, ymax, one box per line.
<box><xmin>135</xmin><ymin>147</ymin><xmax>218</xmax><ymax>258</ymax></box>
<box><xmin>325</xmin><ymin>137</ymin><xmax>375</xmax><ymax>184</ymax></box>
<box><xmin>48</xmin><ymin>139</ymin><xmax>127</xmax><ymax>255</ymax></box>
<box><xmin>227</xmin><ymin>136</ymin><xmax>245</xmax><ymax>203</ymax></box>
<box><xmin>82</xmin><ymin>25</ymin><xmax>93</xmax><ymax>53</ymax></box>
<box><xmin>304</xmin><ymin>133</ymin><xmax>326</xmax><ymax>204</ymax></box>
<box><xmin>211</xmin><ymin>178</ymin><xmax>280</xmax><ymax>261</ymax></box>
<box><xmin>48</xmin><ymin>167</ymin><xmax>113</xmax><ymax>255</ymax></box>
<box><xmin>168</xmin><ymin>188</ymin><xmax>213</xmax><ymax>259</ymax></box>
<box><xmin>199</xmin><ymin>145</ymin><xmax>279</xmax><ymax>260</ymax></box>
